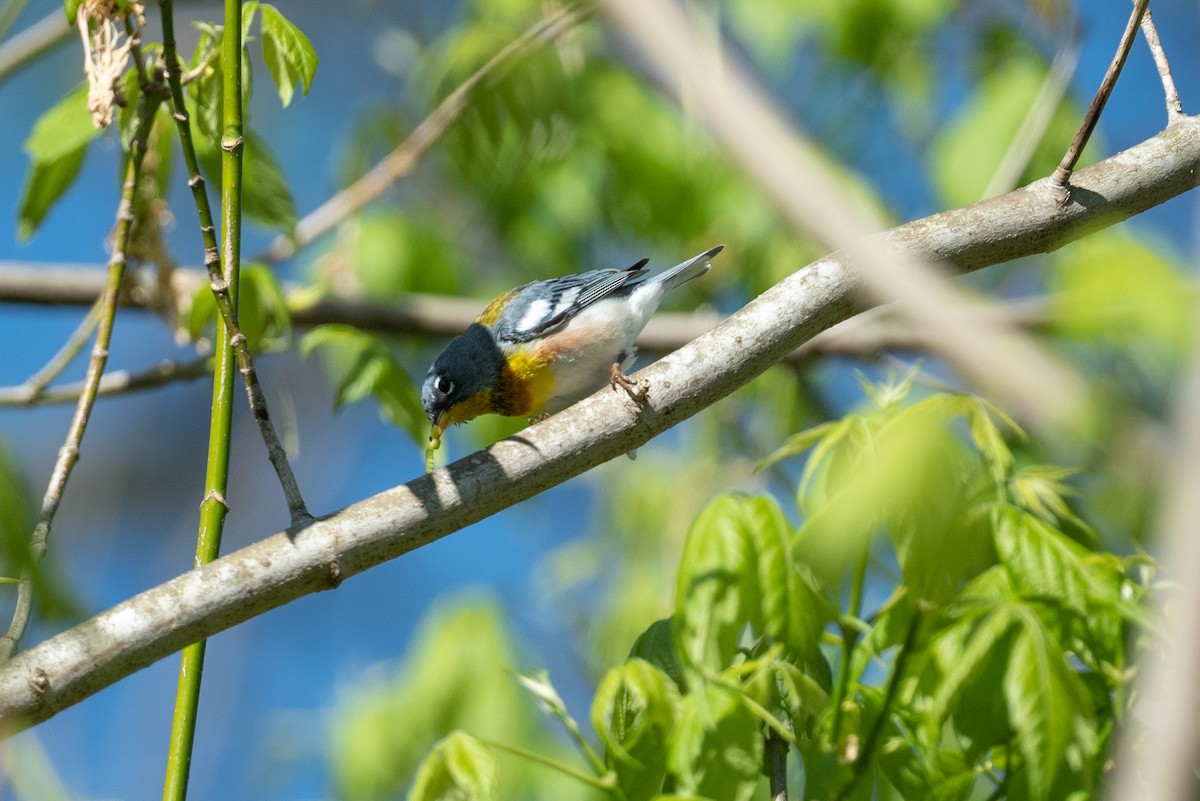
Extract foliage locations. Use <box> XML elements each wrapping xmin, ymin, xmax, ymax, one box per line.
<box><xmin>333</xmin><ymin>377</ymin><xmax>1150</xmax><ymax>801</ymax></box>
<box><xmin>20</xmin><ymin>2</ymin><xmax>315</xmax><ymax>241</ymax></box>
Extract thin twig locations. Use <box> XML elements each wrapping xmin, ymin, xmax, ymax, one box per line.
<box><xmin>835</xmin><ymin>610</ymin><xmax>922</xmax><ymax>801</ymax></box>
<box><xmin>256</xmin><ymin>2</ymin><xmax>593</xmax><ymax>264</ymax></box>
<box><xmin>0</xmin><ymin>68</ymin><xmax>165</xmax><ymax>664</ymax></box>
<box><xmin>1051</xmin><ymin>0</ymin><xmax>1148</xmax><ymax>190</ymax></box>
<box><xmin>765</xmin><ymin>730</ymin><xmax>789</xmax><ymax>801</ymax></box>
<box><xmin>1137</xmin><ymin>7</ymin><xmax>1184</xmax><ymax>124</ymax></box>
<box><xmin>0</xmin><ymin>357</ymin><xmax>211</xmax><ymax>406</ymax></box>
<box><xmin>829</xmin><ymin>548</ymin><xmax>870</xmax><ymax>751</ymax></box>
<box><xmin>10</xmin><ymin>301</ymin><xmax>102</xmax><ymax>404</ymax></box>
<box><xmin>159</xmin><ymin>0</ymin><xmax>310</xmax><ymax>525</ymax></box>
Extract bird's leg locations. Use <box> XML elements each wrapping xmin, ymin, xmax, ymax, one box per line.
<box><xmin>528</xmin><ymin>412</ymin><xmax>551</xmax><ymax>425</ymax></box>
<box><xmin>610</xmin><ymin>362</ymin><xmax>650</xmax><ymax>403</ymax></box>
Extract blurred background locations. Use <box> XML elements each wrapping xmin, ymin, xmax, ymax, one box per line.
<box><xmin>0</xmin><ymin>0</ymin><xmax>1197</xmax><ymax>798</ymax></box>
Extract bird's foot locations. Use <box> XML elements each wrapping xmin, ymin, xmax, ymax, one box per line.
<box><xmin>610</xmin><ymin>363</ymin><xmax>649</xmax><ymax>404</ymax></box>
<box><xmin>528</xmin><ymin>412</ymin><xmax>551</xmax><ymax>425</ymax></box>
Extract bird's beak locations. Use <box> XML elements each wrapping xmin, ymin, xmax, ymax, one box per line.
<box><xmin>429</xmin><ymin>413</ymin><xmax>449</xmax><ymax>447</ymax></box>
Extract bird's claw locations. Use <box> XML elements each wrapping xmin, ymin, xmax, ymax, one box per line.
<box><xmin>610</xmin><ymin>363</ymin><xmax>650</xmax><ymax>404</ymax></box>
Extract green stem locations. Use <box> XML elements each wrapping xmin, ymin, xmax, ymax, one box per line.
<box><xmin>835</xmin><ymin>608</ymin><xmax>923</xmax><ymax>801</ymax></box>
<box><xmin>157</xmin><ymin>0</ymin><xmax>310</xmax><ymax>527</ymax></box>
<box><xmin>161</xmin><ymin>0</ymin><xmax>242</xmax><ymax>797</ymax></box>
<box><xmin>0</xmin><ymin>67</ymin><xmax>162</xmax><ymax>664</ymax></box>
<box><xmin>829</xmin><ymin>545</ymin><xmax>869</xmax><ymax>745</ymax></box>
<box><xmin>479</xmin><ymin>739</ymin><xmax>617</xmax><ymax>792</ymax></box>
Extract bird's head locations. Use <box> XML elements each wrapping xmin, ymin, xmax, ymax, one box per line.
<box><xmin>421</xmin><ymin>323</ymin><xmax>505</xmax><ymax>439</ymax></box>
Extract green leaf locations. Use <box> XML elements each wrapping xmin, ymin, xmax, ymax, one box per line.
<box><xmin>675</xmin><ymin>493</ymin><xmax>818</xmax><ymax>675</ymax></box>
<box><xmin>928</xmin><ymin>597</ymin><xmax>1018</xmax><ymax>744</ymax></box>
<box><xmin>25</xmin><ymin>83</ymin><xmax>99</xmax><ymax>164</ymax></box>
<box><xmin>242</xmin><ymin>132</ymin><xmax>298</xmax><ymax>236</ymax></box>
<box><xmin>754</xmin><ymin>420</ymin><xmax>837</xmax><ymax>472</ymax></box>
<box><xmin>667</xmin><ymin>683</ymin><xmax>762</xmax><ymax>801</ymax></box>
<box><xmin>18</xmin><ymin>147</ymin><xmax>87</xmax><ymax>241</ymax></box>
<box><xmin>238</xmin><ymin>262</ymin><xmax>293</xmax><ymax>351</ymax></box>
<box><xmin>994</xmin><ymin>508</ymin><xmax>1100</xmax><ymax>618</ymax></box>
<box><xmin>185</xmin><ymin>279</ymin><xmax>219</xmax><ymax>342</ymax></box>
<box><xmin>931</xmin><ymin>54</ymin><xmax>1082</xmax><ymax>207</ymax></box>
<box><xmin>299</xmin><ymin>325</ymin><xmax>427</xmax><ymax>445</ymax></box>
<box><xmin>0</xmin><ymin>440</ymin><xmax>79</xmax><ymax>621</ymax></box>
<box><xmin>592</xmin><ymin>659</ymin><xmax>680</xmax><ymax>801</ymax></box>
<box><xmin>241</xmin><ymin>0</ymin><xmax>261</xmax><ymax>43</ymax></box>
<box><xmin>629</xmin><ymin>618</ymin><xmax>686</xmax><ymax>690</ymax></box>
<box><xmin>18</xmin><ymin>84</ymin><xmax>101</xmax><ymax>238</ymax></box>
<box><xmin>1052</xmin><ymin>230</ymin><xmax>1192</xmax><ymax>357</ymax></box>
<box><xmin>673</xmin><ymin>494</ymin><xmax>751</xmax><ymax>674</ymax></box>
<box><xmin>63</xmin><ymin>0</ymin><xmax>83</xmax><ymax>22</ymax></box>
<box><xmin>259</xmin><ymin>3</ymin><xmax>318</xmax><ymax>107</ymax></box>
<box><xmin>736</xmin><ymin>494</ymin><xmax>829</xmax><ymax>676</ymax></box>
<box><xmin>1002</xmin><ymin>610</ymin><xmax>1093</xmax><ymax>801</ymax></box>
<box><xmin>187</xmin><ymin>31</ymin><xmax>223</xmax><ymax>144</ymax></box>
<box><xmin>407</xmin><ymin>731</ymin><xmax>497</xmax><ymax>801</ymax></box>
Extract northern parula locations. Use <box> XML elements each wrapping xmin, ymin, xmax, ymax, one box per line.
<box><xmin>421</xmin><ymin>245</ymin><xmax>723</xmax><ymax>441</ymax></box>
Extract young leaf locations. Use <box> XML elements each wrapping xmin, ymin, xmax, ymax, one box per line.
<box><xmin>667</xmin><ymin>683</ymin><xmax>762</xmax><ymax>801</ymax></box>
<box><xmin>259</xmin><ymin>3</ymin><xmax>318</xmax><ymax>107</ymax></box>
<box><xmin>407</xmin><ymin>731</ymin><xmax>496</xmax><ymax>801</ymax></box>
<box><xmin>238</xmin><ymin>262</ymin><xmax>294</xmax><ymax>351</ymax></box>
<box><xmin>19</xmin><ymin>83</ymin><xmax>101</xmax><ymax>238</ymax></box>
<box><xmin>1002</xmin><ymin>610</ymin><xmax>1093</xmax><ymax>801</ymax></box>
<box><xmin>242</xmin><ymin>131</ymin><xmax>299</xmax><ymax>236</ymax></box>
<box><xmin>592</xmin><ymin>659</ymin><xmax>679</xmax><ymax>801</ymax></box>
<box><xmin>628</xmin><ymin>618</ymin><xmax>686</xmax><ymax>690</ymax></box>
<box><xmin>25</xmin><ymin>83</ymin><xmax>99</xmax><ymax>164</ymax></box>
<box><xmin>18</xmin><ymin>149</ymin><xmax>87</xmax><ymax>241</ymax></box>
<box><xmin>673</xmin><ymin>494</ymin><xmax>751</xmax><ymax>674</ymax></box>
<box><xmin>993</xmin><ymin>508</ymin><xmax>1101</xmax><ymax>619</ymax></box>
<box><xmin>299</xmin><ymin>325</ymin><xmax>427</xmax><ymax>445</ymax></box>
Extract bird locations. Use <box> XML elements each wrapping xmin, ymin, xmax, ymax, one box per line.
<box><xmin>421</xmin><ymin>244</ymin><xmax>723</xmax><ymax>444</ymax></box>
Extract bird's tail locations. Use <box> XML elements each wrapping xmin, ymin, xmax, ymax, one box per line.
<box><xmin>652</xmin><ymin>244</ymin><xmax>724</xmax><ymax>291</ymax></box>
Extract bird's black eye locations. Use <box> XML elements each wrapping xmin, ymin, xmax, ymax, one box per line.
<box><xmin>435</xmin><ymin>375</ymin><xmax>454</xmax><ymax>395</ymax></box>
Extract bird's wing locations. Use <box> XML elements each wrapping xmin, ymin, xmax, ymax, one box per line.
<box><xmin>486</xmin><ymin>259</ymin><xmax>650</xmax><ymax>343</ymax></box>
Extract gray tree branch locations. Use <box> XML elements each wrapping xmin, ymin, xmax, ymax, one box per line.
<box><xmin>0</xmin><ymin>116</ymin><xmax>1197</xmax><ymax>733</ymax></box>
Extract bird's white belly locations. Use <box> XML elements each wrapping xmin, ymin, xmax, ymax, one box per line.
<box><xmin>538</xmin><ymin>300</ymin><xmax>642</xmax><ymax>413</ymax></box>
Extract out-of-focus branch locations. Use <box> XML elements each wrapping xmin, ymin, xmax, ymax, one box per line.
<box><xmin>1103</xmin><ymin>300</ymin><xmax>1200</xmax><ymax>801</ymax></box>
<box><xmin>256</xmin><ymin>3</ymin><xmax>592</xmax><ymax>264</ymax></box>
<box><xmin>0</xmin><ymin>357</ymin><xmax>211</xmax><ymax>406</ymax></box>
<box><xmin>0</xmin><ymin>115</ymin><xmax>1197</xmax><ymax>731</ymax></box>
<box><xmin>0</xmin><ymin>258</ymin><xmax>1056</xmax><ymax>381</ymax></box>
<box><xmin>603</xmin><ymin>0</ymin><xmax>1090</xmax><ymax>438</ymax></box>
<box><xmin>0</xmin><ymin>9</ymin><xmax>72</xmax><ymax>86</ymax></box>
<box><xmin>982</xmin><ymin>24</ymin><xmax>1080</xmax><ymax>199</ymax></box>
